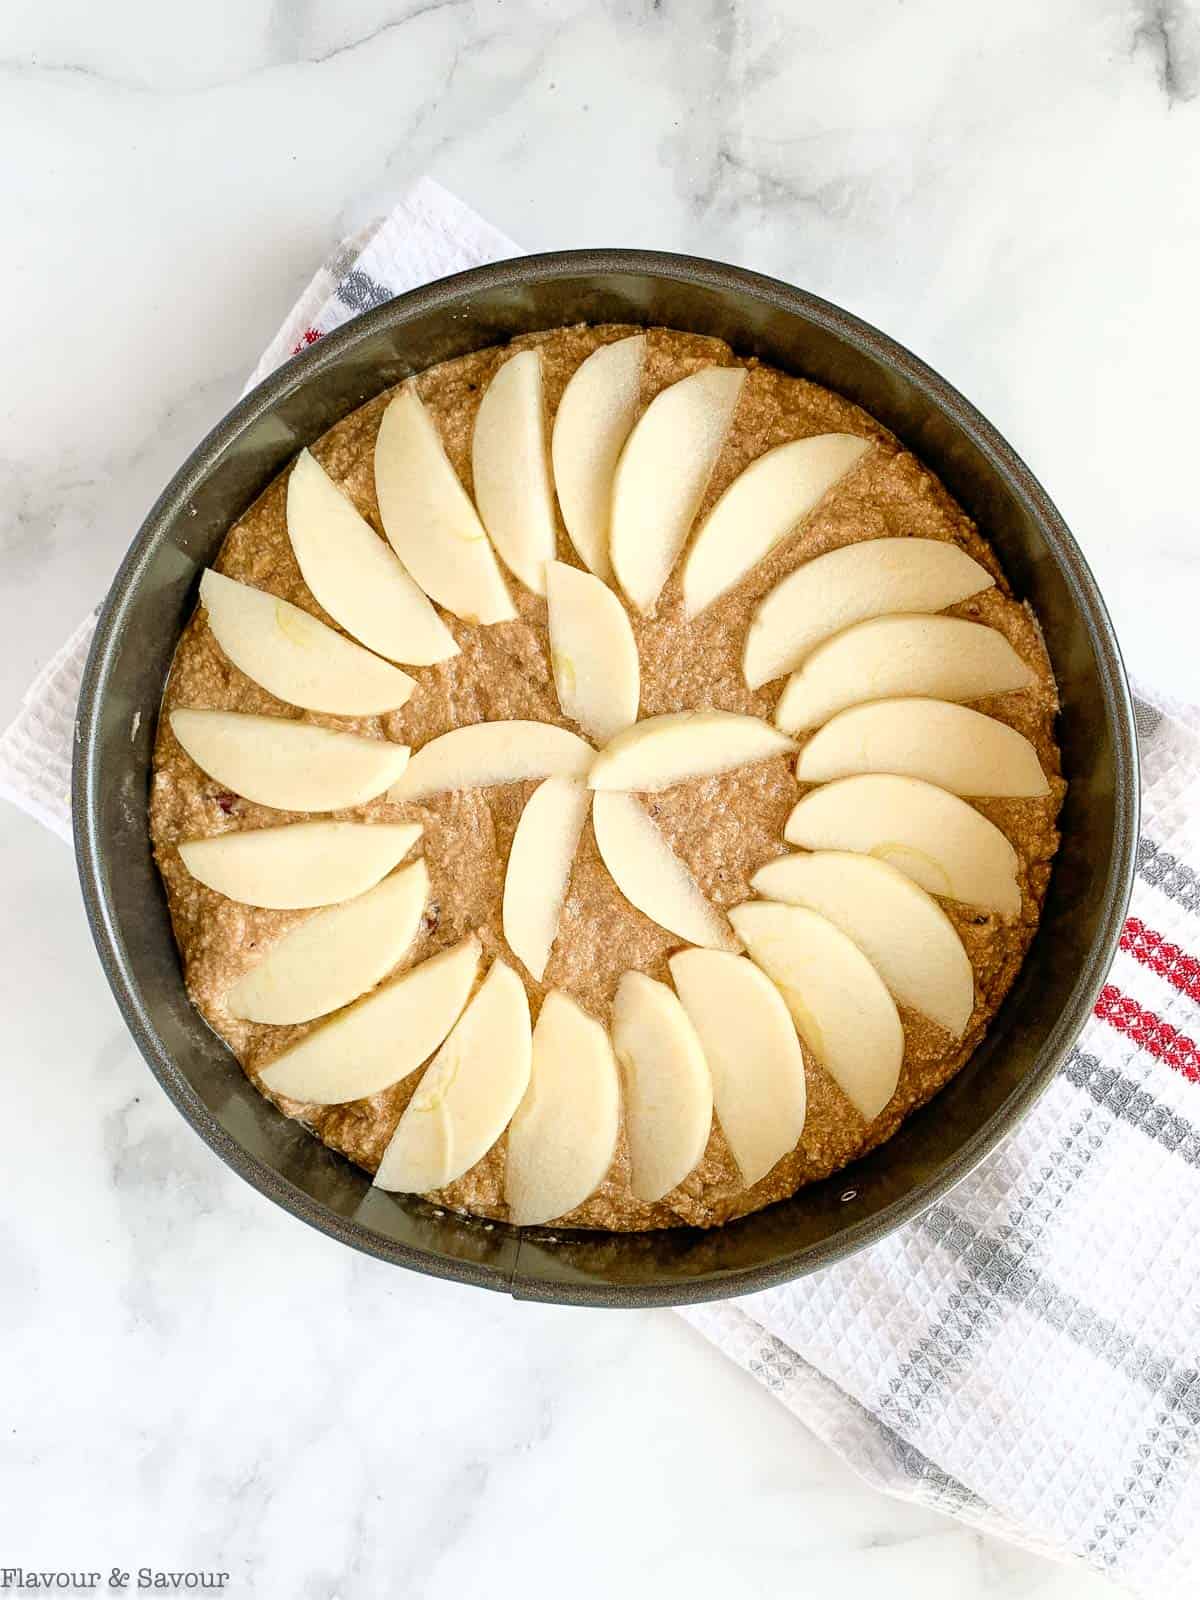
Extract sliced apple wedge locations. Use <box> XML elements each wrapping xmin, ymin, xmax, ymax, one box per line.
<box><xmin>504</xmin><ymin>991</ymin><xmax>621</xmax><ymax>1225</ymax></box>
<box><xmin>592</xmin><ymin>791</ymin><xmax>738</xmax><ymax>951</ymax></box>
<box><xmin>784</xmin><ymin>774</ymin><xmax>1020</xmax><ymax>915</ymax></box>
<box><xmin>390</xmin><ymin>720</ymin><xmax>593</xmax><ymax>802</ymax></box>
<box><xmin>610</xmin><ymin>366</ymin><xmax>745</xmax><ymax>613</ymax></box>
<box><xmin>727</xmin><ymin>902</ymin><xmax>903</xmax><ymax>1121</ymax></box>
<box><xmin>682</xmin><ymin>434</ymin><xmax>870</xmax><ymax>616</ymax></box>
<box><xmin>374</xmin><ymin>386</ymin><xmax>514</xmax><ymax>624</ymax></box>
<box><xmin>286</xmin><ymin>449</ymin><xmax>458</xmax><ymax>666</ymax></box>
<box><xmin>775</xmin><ymin>613</ymin><xmax>1034</xmax><ymax>733</ymax></box>
<box><xmin>472</xmin><ymin>349</ymin><xmax>558</xmax><ymax>595</ymax></box>
<box><xmin>258</xmin><ymin>936</ymin><xmax>480</xmax><ymax>1105</ymax></box>
<box><xmin>374</xmin><ymin>960</ymin><xmax>532</xmax><ymax>1194</ymax></box>
<box><xmin>794</xmin><ymin>698</ymin><xmax>1049</xmax><ymax>798</ymax></box>
<box><xmin>551</xmin><ymin>334</ymin><xmax>645</xmax><ymax>581</ymax></box>
<box><xmin>226</xmin><ymin>859</ymin><xmax>430</xmax><ymax>1025</ymax></box>
<box><xmin>613</xmin><ymin>971</ymin><xmax>713</xmax><ymax>1202</ymax></box>
<box><xmin>503</xmin><ymin>776</ymin><xmax>591</xmax><ymax>980</ymax></box>
<box><xmin>588</xmin><ymin>711</ymin><xmax>794</xmax><ymax>793</ymax></box>
<box><xmin>169</xmin><ymin>709</ymin><xmax>410</xmax><ymax>812</ymax></box>
<box><xmin>178</xmin><ymin>821</ymin><xmax>422</xmax><ymax>909</ymax></box>
<box><xmin>199</xmin><ymin>569</ymin><xmax>415</xmax><ymax>716</ymax></box>
<box><xmin>668</xmin><ymin>950</ymin><xmax>807</xmax><ymax>1187</ymax></box>
<box><xmin>546</xmin><ymin>560</ymin><xmax>639</xmax><ymax>743</ymax></box>
<box><xmin>751</xmin><ymin>851</ymin><xmax>974</xmax><ymax>1037</ymax></box>
<box><xmin>743</xmin><ymin>537</ymin><xmax>995</xmax><ymax>689</ymax></box>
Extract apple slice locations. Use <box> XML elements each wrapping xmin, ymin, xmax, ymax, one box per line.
<box><xmin>546</xmin><ymin>560</ymin><xmax>639</xmax><ymax>742</ymax></box>
<box><xmin>613</xmin><ymin>971</ymin><xmax>713</xmax><ymax>1202</ymax></box>
<box><xmin>794</xmin><ymin>698</ymin><xmax>1049</xmax><ymax>797</ymax></box>
<box><xmin>258</xmin><ymin>936</ymin><xmax>480</xmax><ymax>1105</ymax></box>
<box><xmin>668</xmin><ymin>950</ymin><xmax>807</xmax><ymax>1187</ymax></box>
<box><xmin>472</xmin><ymin>349</ymin><xmax>558</xmax><ymax>595</ymax></box>
<box><xmin>610</xmin><ymin>366</ymin><xmax>745</xmax><ymax>613</ymax></box>
<box><xmin>588</xmin><ymin>711</ymin><xmax>794</xmax><ymax>793</ymax></box>
<box><xmin>199</xmin><ymin>570</ymin><xmax>415</xmax><ymax>716</ymax></box>
<box><xmin>550</xmin><ymin>334</ymin><xmax>645</xmax><ymax>580</ymax></box>
<box><xmin>374</xmin><ymin>386</ymin><xmax>514</xmax><ymax>624</ymax></box>
<box><xmin>751</xmin><ymin>851</ymin><xmax>974</xmax><ymax>1036</ymax></box>
<box><xmin>682</xmin><ymin>434</ymin><xmax>870</xmax><ymax>617</ymax></box>
<box><xmin>390</xmin><ymin>720</ymin><xmax>594</xmax><ymax>802</ymax></box>
<box><xmin>178</xmin><ymin>820</ymin><xmax>422</xmax><ymax>910</ymax></box>
<box><xmin>785</xmin><ymin>774</ymin><xmax>1020</xmax><ymax>915</ymax></box>
<box><xmin>744</xmin><ymin>537</ymin><xmax>995</xmax><ymax>689</ymax></box>
<box><xmin>502</xmin><ymin>776</ymin><xmax>591</xmax><ymax>980</ymax></box>
<box><xmin>727</xmin><ymin>902</ymin><xmax>903</xmax><ymax>1121</ymax></box>
<box><xmin>226</xmin><ymin>859</ymin><xmax>430</xmax><ymax>1025</ymax></box>
<box><xmin>775</xmin><ymin>613</ymin><xmax>1035</xmax><ymax>732</ymax></box>
<box><xmin>286</xmin><ymin>449</ymin><xmax>458</xmax><ymax>666</ymax></box>
<box><xmin>169</xmin><ymin>709</ymin><xmax>410</xmax><ymax>812</ymax></box>
<box><xmin>592</xmin><ymin>791</ymin><xmax>738</xmax><ymax>951</ymax></box>
<box><xmin>374</xmin><ymin>960</ymin><xmax>532</xmax><ymax>1193</ymax></box>
<box><xmin>504</xmin><ymin>991</ymin><xmax>621</xmax><ymax>1225</ymax></box>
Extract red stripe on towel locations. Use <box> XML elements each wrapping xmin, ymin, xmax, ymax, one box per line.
<box><xmin>1094</xmin><ymin>982</ymin><xmax>1200</xmax><ymax>1083</ymax></box>
<box><xmin>1120</xmin><ymin>918</ymin><xmax>1200</xmax><ymax>1007</ymax></box>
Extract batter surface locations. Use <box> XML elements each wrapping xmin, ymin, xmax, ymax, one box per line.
<box><xmin>149</xmin><ymin>324</ymin><xmax>1064</xmax><ymax>1230</ymax></box>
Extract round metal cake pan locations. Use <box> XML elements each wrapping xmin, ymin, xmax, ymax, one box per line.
<box><xmin>73</xmin><ymin>251</ymin><xmax>1139</xmax><ymax>1307</ymax></box>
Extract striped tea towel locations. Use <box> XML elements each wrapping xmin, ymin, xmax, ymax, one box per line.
<box><xmin>3</xmin><ymin>178</ymin><xmax>1198</xmax><ymax>1596</ymax></box>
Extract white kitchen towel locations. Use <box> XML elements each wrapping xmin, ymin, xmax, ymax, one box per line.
<box><xmin>4</xmin><ymin>179</ymin><xmax>1199</xmax><ymax>1595</ymax></box>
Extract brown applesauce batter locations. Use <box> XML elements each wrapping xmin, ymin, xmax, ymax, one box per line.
<box><xmin>149</xmin><ymin>324</ymin><xmax>1065</xmax><ymax>1231</ymax></box>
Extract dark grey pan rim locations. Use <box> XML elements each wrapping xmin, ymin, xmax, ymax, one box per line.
<box><xmin>73</xmin><ymin>249</ymin><xmax>1139</xmax><ymax>1307</ymax></box>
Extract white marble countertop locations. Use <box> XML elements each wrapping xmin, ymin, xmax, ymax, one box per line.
<box><xmin>4</xmin><ymin>3</ymin><xmax>1198</xmax><ymax>1595</ymax></box>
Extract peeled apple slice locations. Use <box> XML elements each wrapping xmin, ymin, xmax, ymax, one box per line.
<box><xmin>784</xmin><ymin>774</ymin><xmax>1020</xmax><ymax>915</ymax></box>
<box><xmin>546</xmin><ymin>560</ymin><xmax>639</xmax><ymax>743</ymax></box>
<box><xmin>588</xmin><ymin>711</ymin><xmax>794</xmax><ymax>793</ymax></box>
<box><xmin>592</xmin><ymin>791</ymin><xmax>738</xmax><ymax>951</ymax></box>
<box><xmin>390</xmin><ymin>721</ymin><xmax>594</xmax><ymax>802</ymax></box>
<box><xmin>169</xmin><ymin>709</ymin><xmax>410</xmax><ymax>812</ymax></box>
<box><xmin>374</xmin><ymin>386</ymin><xmax>514</xmax><ymax>624</ymax></box>
<box><xmin>374</xmin><ymin>960</ymin><xmax>532</xmax><ymax>1194</ymax></box>
<box><xmin>226</xmin><ymin>859</ymin><xmax>430</xmax><ymax>1025</ymax></box>
<box><xmin>504</xmin><ymin>991</ymin><xmax>621</xmax><ymax>1225</ymax></box>
<box><xmin>551</xmin><ymin>334</ymin><xmax>645</xmax><ymax>580</ymax></box>
<box><xmin>258</xmin><ymin>936</ymin><xmax>481</xmax><ymax>1105</ymax></box>
<box><xmin>177</xmin><ymin>821</ymin><xmax>422</xmax><ymax>909</ymax></box>
<box><xmin>743</xmin><ymin>537</ymin><xmax>995</xmax><ymax>689</ymax></box>
<box><xmin>794</xmin><ymin>698</ymin><xmax>1049</xmax><ymax>798</ymax></box>
<box><xmin>286</xmin><ymin>449</ymin><xmax>458</xmax><ymax>666</ymax></box>
<box><xmin>775</xmin><ymin>613</ymin><xmax>1034</xmax><ymax>732</ymax></box>
<box><xmin>613</xmin><ymin>971</ymin><xmax>713</xmax><ymax>1203</ymax></box>
<box><xmin>199</xmin><ymin>569</ymin><xmax>415</xmax><ymax>716</ymax></box>
<box><xmin>610</xmin><ymin>366</ymin><xmax>745</xmax><ymax>613</ymax></box>
<box><xmin>472</xmin><ymin>349</ymin><xmax>558</xmax><ymax>594</ymax></box>
<box><xmin>669</xmin><ymin>950</ymin><xmax>807</xmax><ymax>1187</ymax></box>
<box><xmin>751</xmin><ymin>851</ymin><xmax>975</xmax><ymax>1037</ymax></box>
<box><xmin>682</xmin><ymin>433</ymin><xmax>869</xmax><ymax>616</ymax></box>
<box><xmin>728</xmin><ymin>902</ymin><xmax>903</xmax><ymax>1121</ymax></box>
<box><xmin>502</xmin><ymin>777</ymin><xmax>591</xmax><ymax>980</ymax></box>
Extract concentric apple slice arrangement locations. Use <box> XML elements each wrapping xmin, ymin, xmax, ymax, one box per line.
<box><xmin>165</xmin><ymin>333</ymin><xmax>1054</xmax><ymax>1227</ymax></box>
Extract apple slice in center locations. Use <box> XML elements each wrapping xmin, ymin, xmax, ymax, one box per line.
<box><xmin>609</xmin><ymin>366</ymin><xmax>745</xmax><ymax>614</ymax></box>
<box><xmin>503</xmin><ymin>776</ymin><xmax>591</xmax><ymax>980</ymax></box>
<box><xmin>504</xmin><ymin>991</ymin><xmax>621</xmax><ymax>1226</ymax></box>
<box><xmin>546</xmin><ymin>560</ymin><xmax>639</xmax><ymax>743</ymax></box>
<box><xmin>669</xmin><ymin>950</ymin><xmax>807</xmax><ymax>1187</ymax></box>
<box><xmin>588</xmin><ymin>711</ymin><xmax>794</xmax><ymax>793</ymax></box>
<box><xmin>592</xmin><ymin>791</ymin><xmax>738</xmax><ymax>951</ymax></box>
<box><xmin>728</xmin><ymin>902</ymin><xmax>903</xmax><ymax>1122</ymax></box>
<box><xmin>374</xmin><ymin>960</ymin><xmax>533</xmax><ymax>1194</ymax></box>
<box><xmin>472</xmin><ymin>349</ymin><xmax>558</xmax><ymax>595</ymax></box>
<box><xmin>389</xmin><ymin>721</ymin><xmax>594</xmax><ymax>802</ymax></box>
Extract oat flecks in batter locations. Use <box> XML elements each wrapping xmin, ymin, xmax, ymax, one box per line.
<box><xmin>149</xmin><ymin>323</ymin><xmax>1064</xmax><ymax>1232</ymax></box>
